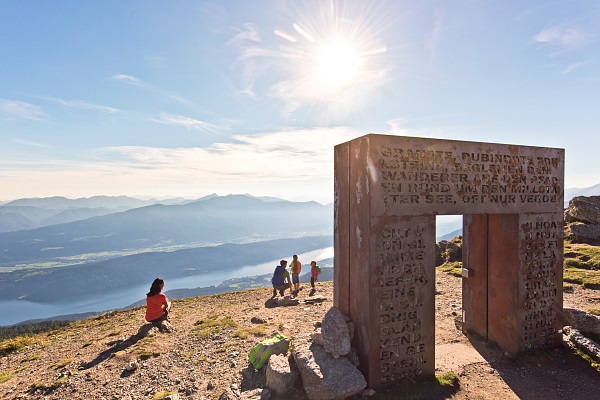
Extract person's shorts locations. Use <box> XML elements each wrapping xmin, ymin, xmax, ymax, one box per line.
<box><xmin>292</xmin><ymin>273</ymin><xmax>300</xmax><ymax>284</ymax></box>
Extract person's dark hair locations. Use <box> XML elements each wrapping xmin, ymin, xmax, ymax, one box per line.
<box><xmin>147</xmin><ymin>278</ymin><xmax>164</xmax><ymax>297</ymax></box>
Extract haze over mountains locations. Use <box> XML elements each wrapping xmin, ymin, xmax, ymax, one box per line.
<box><xmin>0</xmin><ymin>194</ymin><xmax>332</xmax><ymax>266</ymax></box>
<box><xmin>0</xmin><ymin>194</ymin><xmax>334</xmax><ymax>325</ymax></box>
<box><xmin>0</xmin><ymin>184</ymin><xmax>597</xmax><ymax>325</ymax></box>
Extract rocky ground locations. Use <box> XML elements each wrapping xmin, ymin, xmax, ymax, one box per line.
<box><xmin>1</xmin><ymin>271</ymin><xmax>599</xmax><ymax>400</ymax></box>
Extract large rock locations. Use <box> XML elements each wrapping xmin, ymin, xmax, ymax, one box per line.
<box><xmin>563</xmin><ymin>326</ymin><xmax>600</xmax><ymax>363</ymax></box>
<box><xmin>292</xmin><ymin>335</ymin><xmax>366</xmax><ymax>400</ymax></box>
<box><xmin>564</xmin><ymin>196</ymin><xmax>600</xmax><ymax>244</ymax></box>
<box><xmin>321</xmin><ymin>307</ymin><xmax>351</xmax><ymax>358</ymax></box>
<box><xmin>265</xmin><ymin>354</ymin><xmax>297</xmax><ymax>396</ymax></box>
<box><xmin>563</xmin><ymin>308</ymin><xmax>600</xmax><ymax>336</ymax></box>
<box><xmin>435</xmin><ymin>239</ymin><xmax>462</xmax><ymax>265</ymax></box>
<box><xmin>565</xmin><ymin>196</ymin><xmax>600</xmax><ymax>224</ymax></box>
<box><xmin>567</xmin><ymin>223</ymin><xmax>600</xmax><ymax>245</ymax></box>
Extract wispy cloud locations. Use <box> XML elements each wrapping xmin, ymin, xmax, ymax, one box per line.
<box><xmin>152</xmin><ymin>113</ymin><xmax>219</xmax><ymax>132</ymax></box>
<box><xmin>0</xmin><ymin>127</ymin><xmax>363</xmax><ymax>202</ymax></box>
<box><xmin>227</xmin><ymin>23</ymin><xmax>280</xmax><ymax>98</ymax></box>
<box><xmin>12</xmin><ymin>138</ymin><xmax>51</xmax><ymax>148</ymax></box>
<box><xmin>44</xmin><ymin>97</ymin><xmax>119</xmax><ymax>113</ymax></box>
<box><xmin>0</xmin><ymin>99</ymin><xmax>46</xmax><ymax>121</ymax></box>
<box><xmin>562</xmin><ymin>61</ymin><xmax>588</xmax><ymax>74</ymax></box>
<box><xmin>110</xmin><ymin>74</ymin><xmax>143</xmax><ymax>86</ymax></box>
<box><xmin>101</xmin><ymin>127</ymin><xmax>361</xmax><ymax>180</ymax></box>
<box><xmin>108</xmin><ymin>74</ymin><xmax>191</xmax><ymax>105</ymax></box>
<box><xmin>533</xmin><ymin>24</ymin><xmax>594</xmax><ymax>54</ymax></box>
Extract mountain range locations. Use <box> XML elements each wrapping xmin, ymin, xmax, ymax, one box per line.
<box><xmin>0</xmin><ymin>184</ymin><xmax>597</xmax><ymax>325</ymax></box>
<box><xmin>0</xmin><ymin>194</ymin><xmax>332</xmax><ymax>267</ymax></box>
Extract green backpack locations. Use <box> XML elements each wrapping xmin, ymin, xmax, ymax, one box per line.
<box><xmin>248</xmin><ymin>334</ymin><xmax>290</xmax><ymax>369</ymax></box>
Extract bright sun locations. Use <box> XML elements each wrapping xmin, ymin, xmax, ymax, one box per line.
<box><xmin>316</xmin><ymin>39</ymin><xmax>363</xmax><ymax>87</ymax></box>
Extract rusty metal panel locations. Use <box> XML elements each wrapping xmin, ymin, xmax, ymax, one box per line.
<box><xmin>487</xmin><ymin>214</ymin><xmax>520</xmax><ymax>353</ymax></box>
<box><xmin>334</xmin><ymin>141</ymin><xmax>350</xmax><ymax>315</ymax></box>
<box><xmin>462</xmin><ymin>214</ymin><xmax>488</xmax><ymax>337</ymax></box>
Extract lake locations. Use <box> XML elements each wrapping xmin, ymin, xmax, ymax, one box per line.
<box><xmin>0</xmin><ymin>247</ymin><xmax>333</xmax><ymax>326</ymax></box>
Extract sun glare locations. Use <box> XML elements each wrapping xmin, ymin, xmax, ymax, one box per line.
<box><xmin>272</xmin><ymin>2</ymin><xmax>390</xmax><ymax>121</ymax></box>
<box><xmin>316</xmin><ymin>40</ymin><xmax>363</xmax><ymax>87</ymax></box>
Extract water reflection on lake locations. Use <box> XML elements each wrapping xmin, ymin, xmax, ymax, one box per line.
<box><xmin>0</xmin><ymin>247</ymin><xmax>333</xmax><ymax>326</ymax></box>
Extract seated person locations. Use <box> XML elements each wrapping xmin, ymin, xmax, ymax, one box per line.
<box><xmin>145</xmin><ymin>278</ymin><xmax>171</xmax><ymax>327</ymax></box>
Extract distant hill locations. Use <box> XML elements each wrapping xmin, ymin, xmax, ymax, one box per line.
<box><xmin>0</xmin><ymin>195</ymin><xmax>333</xmax><ymax>266</ymax></box>
<box><xmin>0</xmin><ymin>195</ymin><xmax>188</xmax><ymax>233</ymax></box>
<box><xmin>438</xmin><ymin>228</ymin><xmax>462</xmax><ymax>241</ymax></box>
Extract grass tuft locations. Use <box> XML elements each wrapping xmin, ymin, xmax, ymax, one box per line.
<box><xmin>438</xmin><ymin>262</ymin><xmax>463</xmax><ymax>277</ymax></box>
<box><xmin>191</xmin><ymin>316</ymin><xmax>238</xmax><ymax>338</ymax></box>
<box><xmin>0</xmin><ymin>335</ymin><xmax>39</xmax><ymax>357</ymax></box>
<box><xmin>0</xmin><ymin>371</ymin><xmax>15</xmax><ymax>384</ymax></box>
<box><xmin>575</xmin><ymin>349</ymin><xmax>600</xmax><ymax>373</ymax></box>
<box><xmin>54</xmin><ymin>358</ymin><xmax>74</xmax><ymax>369</ymax></box>
<box><xmin>153</xmin><ymin>391</ymin><xmax>179</xmax><ymax>400</ymax></box>
<box><xmin>563</xmin><ymin>268</ymin><xmax>600</xmax><ymax>288</ymax></box>
<box><xmin>233</xmin><ymin>325</ymin><xmax>267</xmax><ymax>340</ymax></box>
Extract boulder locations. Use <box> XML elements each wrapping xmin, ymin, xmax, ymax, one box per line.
<box><xmin>565</xmin><ymin>196</ymin><xmax>600</xmax><ymax>225</ymax></box>
<box><xmin>564</xmin><ymin>196</ymin><xmax>600</xmax><ymax>244</ymax></box>
<box><xmin>563</xmin><ymin>308</ymin><xmax>600</xmax><ymax>336</ymax></box>
<box><xmin>563</xmin><ymin>326</ymin><xmax>600</xmax><ymax>363</ymax></box>
<box><xmin>321</xmin><ymin>307</ymin><xmax>351</xmax><ymax>358</ymax></box>
<box><xmin>567</xmin><ymin>222</ymin><xmax>600</xmax><ymax>245</ymax></box>
<box><xmin>240</xmin><ymin>365</ymin><xmax>265</xmax><ymax>392</ymax></box>
<box><xmin>265</xmin><ymin>354</ymin><xmax>297</xmax><ymax>396</ymax></box>
<box><xmin>435</xmin><ymin>239</ymin><xmax>462</xmax><ymax>265</ymax></box>
<box><xmin>292</xmin><ymin>335</ymin><xmax>366</xmax><ymax>400</ymax></box>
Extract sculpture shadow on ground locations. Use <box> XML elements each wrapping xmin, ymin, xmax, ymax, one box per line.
<box><xmin>465</xmin><ymin>332</ymin><xmax>600</xmax><ymax>400</ymax></box>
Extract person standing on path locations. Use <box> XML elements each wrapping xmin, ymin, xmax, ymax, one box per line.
<box><xmin>290</xmin><ymin>254</ymin><xmax>302</xmax><ymax>296</ymax></box>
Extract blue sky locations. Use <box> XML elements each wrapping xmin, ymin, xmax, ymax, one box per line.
<box><xmin>1</xmin><ymin>0</ymin><xmax>599</xmax><ymax>204</ymax></box>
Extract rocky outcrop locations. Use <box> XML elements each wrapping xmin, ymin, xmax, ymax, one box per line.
<box><xmin>436</xmin><ymin>238</ymin><xmax>462</xmax><ymax>265</ymax></box>
<box><xmin>265</xmin><ymin>354</ymin><xmax>297</xmax><ymax>396</ymax></box>
<box><xmin>563</xmin><ymin>308</ymin><xmax>600</xmax><ymax>336</ymax></box>
<box><xmin>320</xmin><ymin>307</ymin><xmax>352</xmax><ymax>358</ymax></box>
<box><xmin>564</xmin><ymin>196</ymin><xmax>600</xmax><ymax>244</ymax></box>
<box><xmin>562</xmin><ymin>326</ymin><xmax>600</xmax><ymax>363</ymax></box>
<box><xmin>292</xmin><ymin>334</ymin><xmax>366</xmax><ymax>400</ymax></box>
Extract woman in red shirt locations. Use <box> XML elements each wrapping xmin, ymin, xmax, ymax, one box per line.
<box><xmin>145</xmin><ymin>278</ymin><xmax>171</xmax><ymax>326</ymax></box>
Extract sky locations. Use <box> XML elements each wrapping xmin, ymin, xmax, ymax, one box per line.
<box><xmin>1</xmin><ymin>0</ymin><xmax>599</xmax><ymax>205</ymax></box>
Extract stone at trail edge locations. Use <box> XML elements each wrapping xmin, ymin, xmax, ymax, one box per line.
<box><xmin>292</xmin><ymin>334</ymin><xmax>366</xmax><ymax>400</ymax></box>
<box><xmin>321</xmin><ymin>306</ymin><xmax>351</xmax><ymax>358</ymax></box>
<box><xmin>265</xmin><ymin>353</ymin><xmax>298</xmax><ymax>396</ymax></box>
